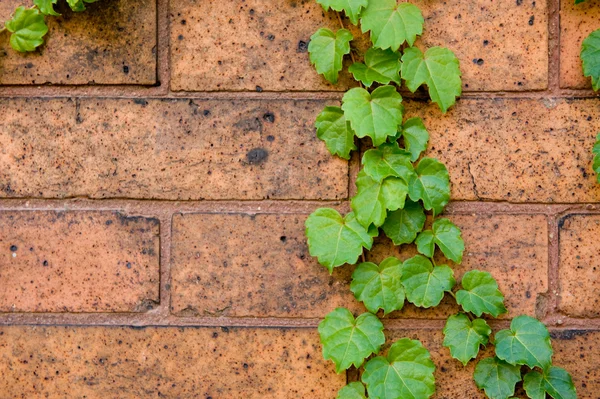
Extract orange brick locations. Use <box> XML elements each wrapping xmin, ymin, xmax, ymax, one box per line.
<box><xmin>0</xmin><ymin>0</ymin><xmax>156</xmax><ymax>85</ymax></box>
<box><xmin>171</xmin><ymin>213</ymin><xmax>362</xmax><ymax>317</ymax></box>
<box><xmin>0</xmin><ymin>326</ymin><xmax>344</xmax><ymax>398</ymax></box>
<box><xmin>0</xmin><ymin>98</ymin><xmax>347</xmax><ymax>200</ymax></box>
<box><xmin>558</xmin><ymin>215</ymin><xmax>600</xmax><ymax>318</ymax></box>
<box><xmin>0</xmin><ymin>211</ymin><xmax>159</xmax><ymax>312</ymax></box>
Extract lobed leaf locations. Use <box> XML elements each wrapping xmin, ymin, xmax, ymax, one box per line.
<box><xmin>360</xmin><ymin>0</ymin><xmax>424</xmax><ymax>50</ymax></box>
<box><xmin>349</xmin><ymin>47</ymin><xmax>401</xmax><ymax>87</ymax></box>
<box><xmin>350</xmin><ymin>257</ymin><xmax>405</xmax><ymax>315</ymax></box>
<box><xmin>474</xmin><ymin>357</ymin><xmax>522</xmax><ymax>399</ymax></box>
<box><xmin>317</xmin><ymin>0</ymin><xmax>369</xmax><ymax>25</ymax></box>
<box><xmin>362</xmin><ymin>141</ymin><xmax>415</xmax><ymax>183</ymax></box>
<box><xmin>581</xmin><ymin>29</ymin><xmax>600</xmax><ymax>91</ymax></box>
<box><xmin>315</xmin><ymin>106</ymin><xmax>357</xmax><ymax>160</ymax></box>
<box><xmin>443</xmin><ymin>313</ymin><xmax>491</xmax><ymax>366</ymax></box>
<box><xmin>382</xmin><ymin>199</ymin><xmax>426</xmax><ymax>245</ymax></box>
<box><xmin>494</xmin><ymin>315</ymin><xmax>553</xmax><ymax>370</ymax></box>
<box><xmin>351</xmin><ymin>170</ymin><xmax>408</xmax><ymax>228</ymax></box>
<box><xmin>401</xmin><ymin>255</ymin><xmax>455</xmax><ymax>308</ymax></box>
<box><xmin>523</xmin><ymin>366</ymin><xmax>577</xmax><ymax>399</ymax></box>
<box><xmin>593</xmin><ymin>133</ymin><xmax>600</xmax><ymax>183</ymax></box>
<box><xmin>34</xmin><ymin>0</ymin><xmax>60</xmax><ymax>16</ymax></box>
<box><xmin>318</xmin><ymin>308</ymin><xmax>385</xmax><ymax>373</ymax></box>
<box><xmin>408</xmin><ymin>157</ymin><xmax>451</xmax><ymax>216</ymax></box>
<box><xmin>416</xmin><ymin>218</ymin><xmax>464</xmax><ymax>263</ymax></box>
<box><xmin>336</xmin><ymin>382</ymin><xmax>368</xmax><ymax>399</ymax></box>
<box><xmin>309</xmin><ymin>28</ymin><xmax>353</xmax><ymax>84</ymax></box>
<box><xmin>401</xmin><ymin>117</ymin><xmax>430</xmax><ymax>162</ymax></box>
<box><xmin>456</xmin><ymin>270</ymin><xmax>507</xmax><ymax>317</ymax></box>
<box><xmin>415</xmin><ymin>230</ymin><xmax>435</xmax><ymax>257</ymax></box>
<box><xmin>5</xmin><ymin>6</ymin><xmax>48</xmax><ymax>52</ymax></box>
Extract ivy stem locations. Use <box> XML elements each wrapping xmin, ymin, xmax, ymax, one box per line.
<box><xmin>361</xmin><ymin>250</ymin><xmax>366</xmax><ymax>264</ymax></box>
<box><xmin>447</xmin><ymin>290</ymin><xmax>456</xmax><ymax>300</ymax></box>
<box><xmin>335</xmin><ymin>12</ymin><xmax>363</xmax><ymax>88</ymax></box>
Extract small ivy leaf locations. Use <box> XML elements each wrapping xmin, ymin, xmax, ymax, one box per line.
<box><xmin>401</xmin><ymin>117</ymin><xmax>430</xmax><ymax>162</ymax></box>
<box><xmin>34</xmin><ymin>0</ymin><xmax>60</xmax><ymax>16</ymax></box>
<box><xmin>382</xmin><ymin>200</ymin><xmax>426</xmax><ymax>245</ymax></box>
<box><xmin>350</xmin><ymin>257</ymin><xmax>405</xmax><ymax>315</ymax></box>
<box><xmin>360</xmin><ymin>0</ymin><xmax>424</xmax><ymax>51</ymax></box>
<box><xmin>401</xmin><ymin>46</ymin><xmax>462</xmax><ymax>113</ymax></box>
<box><xmin>408</xmin><ymin>157</ymin><xmax>451</xmax><ymax>216</ymax></box>
<box><xmin>593</xmin><ymin>133</ymin><xmax>600</xmax><ymax>183</ymax></box>
<box><xmin>523</xmin><ymin>366</ymin><xmax>577</xmax><ymax>399</ymax></box>
<box><xmin>362</xmin><ymin>141</ymin><xmax>415</xmax><ymax>183</ymax></box>
<box><xmin>5</xmin><ymin>6</ymin><xmax>48</xmax><ymax>52</ymax></box>
<box><xmin>342</xmin><ymin>86</ymin><xmax>404</xmax><ymax>146</ymax></box>
<box><xmin>456</xmin><ymin>270</ymin><xmax>507</xmax><ymax>317</ymax></box>
<box><xmin>581</xmin><ymin>29</ymin><xmax>600</xmax><ymax>91</ymax></box>
<box><xmin>336</xmin><ymin>381</ymin><xmax>368</xmax><ymax>399</ymax></box>
<box><xmin>474</xmin><ymin>357</ymin><xmax>522</xmax><ymax>399</ymax></box>
<box><xmin>67</xmin><ymin>0</ymin><xmax>86</xmax><ymax>11</ymax></box>
<box><xmin>315</xmin><ymin>106</ymin><xmax>357</xmax><ymax>160</ymax></box>
<box><xmin>431</xmin><ymin>218</ymin><xmax>464</xmax><ymax>264</ymax></box>
<box><xmin>494</xmin><ymin>315</ymin><xmax>553</xmax><ymax>370</ymax></box>
<box><xmin>367</xmin><ymin>223</ymin><xmax>380</xmax><ymax>238</ymax></box>
<box><xmin>349</xmin><ymin>47</ymin><xmax>402</xmax><ymax>87</ymax></box>
<box><xmin>362</xmin><ymin>338</ymin><xmax>436</xmax><ymax>399</ymax></box>
<box><xmin>443</xmin><ymin>313</ymin><xmax>491</xmax><ymax>366</ymax></box>
<box><xmin>308</xmin><ymin>28</ymin><xmax>353</xmax><ymax>84</ymax></box>
<box><xmin>401</xmin><ymin>255</ymin><xmax>455</xmax><ymax>308</ymax></box>
<box><xmin>316</xmin><ymin>0</ymin><xmax>368</xmax><ymax>25</ymax></box>
<box><xmin>415</xmin><ymin>230</ymin><xmax>435</xmax><ymax>257</ymax></box>
<box><xmin>305</xmin><ymin>208</ymin><xmax>373</xmax><ymax>273</ymax></box>
<box><xmin>351</xmin><ymin>171</ymin><xmax>408</xmax><ymax>228</ymax></box>
<box><xmin>318</xmin><ymin>308</ymin><xmax>385</xmax><ymax>373</ymax></box>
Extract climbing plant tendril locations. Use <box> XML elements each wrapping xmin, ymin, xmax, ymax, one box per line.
<box><xmin>305</xmin><ymin>1</ymin><xmax>578</xmax><ymax>398</ymax></box>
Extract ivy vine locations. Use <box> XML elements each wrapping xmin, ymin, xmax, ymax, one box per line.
<box><xmin>305</xmin><ymin>1</ymin><xmax>578</xmax><ymax>398</ymax></box>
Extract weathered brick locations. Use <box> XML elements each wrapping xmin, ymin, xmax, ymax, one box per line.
<box><xmin>170</xmin><ymin>0</ymin><xmax>548</xmax><ymax>92</ymax></box>
<box><xmin>0</xmin><ymin>98</ymin><xmax>347</xmax><ymax>200</ymax></box>
<box><xmin>558</xmin><ymin>215</ymin><xmax>600</xmax><ymax>318</ymax></box>
<box><xmin>560</xmin><ymin>0</ymin><xmax>598</xmax><ymax>89</ymax></box>
<box><xmin>551</xmin><ymin>330</ymin><xmax>600</xmax><ymax>398</ymax></box>
<box><xmin>0</xmin><ymin>211</ymin><xmax>159</xmax><ymax>312</ymax></box>
<box><xmin>0</xmin><ymin>326</ymin><xmax>344</xmax><ymax>398</ymax></box>
<box><xmin>171</xmin><ymin>213</ymin><xmax>361</xmax><ymax>317</ymax></box>
<box><xmin>0</xmin><ymin>0</ymin><xmax>156</xmax><ymax>85</ymax></box>
<box><xmin>368</xmin><ymin>214</ymin><xmax>548</xmax><ymax>319</ymax></box>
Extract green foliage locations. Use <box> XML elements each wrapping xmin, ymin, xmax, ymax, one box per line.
<box><xmin>456</xmin><ymin>270</ymin><xmax>507</xmax><ymax>317</ymax></box>
<box><xmin>67</xmin><ymin>0</ymin><xmax>99</xmax><ymax>12</ymax></box>
<box><xmin>309</xmin><ymin>28</ymin><xmax>353</xmax><ymax>84</ymax></box>
<box><xmin>351</xmin><ymin>170</ymin><xmax>407</xmax><ymax>228</ymax></box>
<box><xmin>317</xmin><ymin>0</ymin><xmax>368</xmax><ymax>25</ymax></box>
<box><xmin>382</xmin><ymin>199</ymin><xmax>426</xmax><ymax>245</ymax></box>
<box><xmin>401</xmin><ymin>117</ymin><xmax>430</xmax><ymax>162</ymax></box>
<box><xmin>315</xmin><ymin>106</ymin><xmax>357</xmax><ymax>160</ymax></box>
<box><xmin>337</xmin><ymin>382</ymin><xmax>368</xmax><ymax>399</ymax></box>
<box><xmin>401</xmin><ymin>255</ymin><xmax>455</xmax><ymax>308</ymax></box>
<box><xmin>416</xmin><ymin>218</ymin><xmax>464</xmax><ymax>262</ymax></box>
<box><xmin>362</xmin><ymin>142</ymin><xmax>414</xmax><ymax>183</ymax></box>
<box><xmin>5</xmin><ymin>6</ymin><xmax>48</xmax><ymax>52</ymax></box>
<box><xmin>34</xmin><ymin>0</ymin><xmax>60</xmax><ymax>16</ymax></box>
<box><xmin>362</xmin><ymin>338</ymin><xmax>435</xmax><ymax>399</ymax></box>
<box><xmin>351</xmin><ymin>257</ymin><xmax>405</xmax><ymax>314</ymax></box>
<box><xmin>349</xmin><ymin>47</ymin><xmax>401</xmax><ymax>87</ymax></box>
<box><xmin>443</xmin><ymin>313</ymin><xmax>491</xmax><ymax>365</ymax></box>
<box><xmin>318</xmin><ymin>308</ymin><xmax>385</xmax><ymax>373</ymax></box>
<box><xmin>494</xmin><ymin>315</ymin><xmax>553</xmax><ymax>370</ymax></box>
<box><xmin>360</xmin><ymin>0</ymin><xmax>424</xmax><ymax>50</ymax></box>
<box><xmin>523</xmin><ymin>366</ymin><xmax>577</xmax><ymax>399</ymax></box>
<box><xmin>408</xmin><ymin>157</ymin><xmax>451</xmax><ymax>216</ymax></box>
<box><xmin>474</xmin><ymin>357</ymin><xmax>522</xmax><ymax>399</ymax></box>
<box><xmin>581</xmin><ymin>29</ymin><xmax>600</xmax><ymax>91</ymax></box>
<box><xmin>593</xmin><ymin>133</ymin><xmax>600</xmax><ymax>183</ymax></box>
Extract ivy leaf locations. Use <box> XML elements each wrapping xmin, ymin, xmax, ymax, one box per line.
<box><xmin>382</xmin><ymin>200</ymin><xmax>426</xmax><ymax>245</ymax></box>
<box><xmin>594</xmin><ymin>133</ymin><xmax>600</xmax><ymax>183</ymax></box>
<box><xmin>315</xmin><ymin>106</ymin><xmax>357</xmax><ymax>160</ymax></box>
<box><xmin>360</xmin><ymin>0</ymin><xmax>424</xmax><ymax>51</ymax></box>
<box><xmin>362</xmin><ymin>142</ymin><xmax>415</xmax><ymax>183</ymax></box>
<box><xmin>67</xmin><ymin>0</ymin><xmax>86</xmax><ymax>11</ymax></box>
<box><xmin>349</xmin><ymin>47</ymin><xmax>401</xmax><ymax>87</ymax></box>
<box><xmin>350</xmin><ymin>257</ymin><xmax>405</xmax><ymax>315</ymax></box>
<box><xmin>5</xmin><ymin>6</ymin><xmax>48</xmax><ymax>52</ymax></box>
<box><xmin>305</xmin><ymin>208</ymin><xmax>373</xmax><ymax>273</ymax></box>
<box><xmin>581</xmin><ymin>29</ymin><xmax>600</xmax><ymax>91</ymax></box>
<box><xmin>432</xmin><ymin>218</ymin><xmax>464</xmax><ymax>263</ymax></box>
<box><xmin>401</xmin><ymin>46</ymin><xmax>462</xmax><ymax>113</ymax></box>
<box><xmin>342</xmin><ymin>86</ymin><xmax>404</xmax><ymax>146</ymax></box>
<box><xmin>316</xmin><ymin>0</ymin><xmax>368</xmax><ymax>25</ymax></box>
<box><xmin>362</xmin><ymin>338</ymin><xmax>435</xmax><ymax>399</ymax></box>
<box><xmin>494</xmin><ymin>315</ymin><xmax>553</xmax><ymax>370</ymax></box>
<box><xmin>401</xmin><ymin>117</ymin><xmax>430</xmax><ymax>162</ymax></box>
<box><xmin>34</xmin><ymin>0</ymin><xmax>60</xmax><ymax>16</ymax></box>
<box><xmin>318</xmin><ymin>308</ymin><xmax>385</xmax><ymax>373</ymax></box>
<box><xmin>308</xmin><ymin>28</ymin><xmax>353</xmax><ymax>84</ymax></box>
<box><xmin>456</xmin><ymin>270</ymin><xmax>507</xmax><ymax>317</ymax></box>
<box><xmin>351</xmin><ymin>171</ymin><xmax>408</xmax><ymax>228</ymax></box>
<box><xmin>401</xmin><ymin>255</ymin><xmax>455</xmax><ymax>308</ymax></box>
<box><xmin>474</xmin><ymin>357</ymin><xmax>522</xmax><ymax>399</ymax></box>
<box><xmin>523</xmin><ymin>366</ymin><xmax>577</xmax><ymax>399</ymax></box>
<box><xmin>408</xmin><ymin>157</ymin><xmax>451</xmax><ymax>216</ymax></box>
<box><xmin>337</xmin><ymin>382</ymin><xmax>367</xmax><ymax>399</ymax></box>
<box><xmin>443</xmin><ymin>313</ymin><xmax>491</xmax><ymax>366</ymax></box>
<box><xmin>415</xmin><ymin>230</ymin><xmax>435</xmax><ymax>257</ymax></box>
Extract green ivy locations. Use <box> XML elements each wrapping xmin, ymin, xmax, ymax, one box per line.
<box><xmin>306</xmin><ymin>1</ymin><xmax>577</xmax><ymax>398</ymax></box>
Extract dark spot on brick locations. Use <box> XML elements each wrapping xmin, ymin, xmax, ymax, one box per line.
<box><xmin>256</xmin><ymin>86</ymin><xmax>263</xmax><ymax>92</ymax></box>
<box><xmin>267</xmin><ymin>34</ymin><xmax>275</xmax><ymax>41</ymax></box>
<box><xmin>43</xmin><ymin>260</ymin><xmax>48</xmax><ymax>267</ymax></box>
<box><xmin>243</xmin><ymin>363</ymin><xmax>249</xmax><ymax>369</ymax></box>
<box><xmin>280</xmin><ymin>236</ymin><xmax>287</xmax><ymax>243</ymax></box>
<box><xmin>10</xmin><ymin>245</ymin><xmax>17</xmax><ymax>252</ymax></box>
<box><xmin>212</xmin><ymin>332</ymin><xmax>219</xmax><ymax>338</ymax></box>
<box><xmin>181</xmin><ymin>19</ymin><xmax>186</xmax><ymax>25</ymax></box>
<box><xmin>123</xmin><ymin>65</ymin><xmax>130</xmax><ymax>74</ymax></box>
<box><xmin>126</xmin><ymin>262</ymin><xmax>132</xmax><ymax>269</ymax></box>
<box><xmin>25</xmin><ymin>62</ymin><xmax>34</xmax><ymax>69</ymax></box>
<box><xmin>246</xmin><ymin>148</ymin><xmax>269</xmax><ymax>165</ymax></box>
<box><xmin>483</xmin><ymin>40</ymin><xmax>489</xmax><ymax>46</ymax></box>
<box><xmin>516</xmin><ymin>0</ymin><xmax>523</xmax><ymax>5</ymax></box>
<box><xmin>477</xmin><ymin>58</ymin><xmax>484</xmax><ymax>65</ymax></box>
<box><xmin>525</xmin><ymin>290</ymin><xmax>531</xmax><ymax>298</ymax></box>
<box><xmin>221</xmin><ymin>327</ymin><xmax>230</xmax><ymax>333</ymax></box>
<box><xmin>133</xmin><ymin>99</ymin><xmax>148</xmax><ymax>107</ymax></box>
<box><xmin>203</xmin><ymin>110</ymin><xmax>211</xmax><ymax>116</ymax></box>
<box><xmin>550</xmin><ymin>330</ymin><xmax>590</xmax><ymax>340</ymax></box>
<box><xmin>528</xmin><ymin>15</ymin><xmax>534</xmax><ymax>25</ymax></box>
<box><xmin>178</xmin><ymin>35</ymin><xmax>184</xmax><ymax>41</ymax></box>
<box><xmin>297</xmin><ymin>40</ymin><xmax>308</xmax><ymax>53</ymax></box>
<box><xmin>266</xmin><ymin>135</ymin><xmax>275</xmax><ymax>142</ymax></box>
<box><xmin>263</xmin><ymin>112</ymin><xmax>275</xmax><ymax>123</ymax></box>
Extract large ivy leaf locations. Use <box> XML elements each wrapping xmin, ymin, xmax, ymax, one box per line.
<box><xmin>351</xmin><ymin>257</ymin><xmax>405</xmax><ymax>315</ymax></box>
<box><xmin>474</xmin><ymin>357</ymin><xmax>522</xmax><ymax>399</ymax></box>
<box><xmin>362</xmin><ymin>338</ymin><xmax>436</xmax><ymax>399</ymax></box>
<box><xmin>317</xmin><ymin>0</ymin><xmax>369</xmax><ymax>25</ymax></box>
<box><xmin>523</xmin><ymin>366</ymin><xmax>577</xmax><ymax>399</ymax></box>
<box><xmin>360</xmin><ymin>0</ymin><xmax>424</xmax><ymax>51</ymax></box>
<box><xmin>315</xmin><ymin>106</ymin><xmax>357</xmax><ymax>160</ymax></box>
<box><xmin>382</xmin><ymin>200</ymin><xmax>426</xmax><ymax>245</ymax></box>
<box><xmin>349</xmin><ymin>47</ymin><xmax>401</xmax><ymax>87</ymax></box>
<box><xmin>495</xmin><ymin>315</ymin><xmax>553</xmax><ymax>370</ymax></box>
<box><xmin>351</xmin><ymin>171</ymin><xmax>408</xmax><ymax>228</ymax></box>
<box><xmin>309</xmin><ymin>28</ymin><xmax>353</xmax><ymax>84</ymax></box>
<box><xmin>443</xmin><ymin>313</ymin><xmax>491</xmax><ymax>366</ymax></box>
<box><xmin>581</xmin><ymin>29</ymin><xmax>600</xmax><ymax>91</ymax></box>
<box><xmin>401</xmin><ymin>47</ymin><xmax>462</xmax><ymax>113</ymax></box>
<box><xmin>34</xmin><ymin>0</ymin><xmax>60</xmax><ymax>16</ymax></box>
<box><xmin>319</xmin><ymin>308</ymin><xmax>385</xmax><ymax>373</ymax></box>
<box><xmin>416</xmin><ymin>218</ymin><xmax>464</xmax><ymax>263</ymax></box>
<box><xmin>456</xmin><ymin>270</ymin><xmax>507</xmax><ymax>317</ymax></box>
<box><xmin>401</xmin><ymin>255</ymin><xmax>455</xmax><ymax>308</ymax></box>
<box><xmin>593</xmin><ymin>133</ymin><xmax>600</xmax><ymax>183</ymax></box>
<box><xmin>5</xmin><ymin>6</ymin><xmax>48</xmax><ymax>52</ymax></box>
<box><xmin>342</xmin><ymin>86</ymin><xmax>403</xmax><ymax>146</ymax></box>
<box><xmin>337</xmin><ymin>382</ymin><xmax>368</xmax><ymax>399</ymax></box>
<box><xmin>362</xmin><ymin>142</ymin><xmax>415</xmax><ymax>183</ymax></box>
<box><xmin>408</xmin><ymin>157</ymin><xmax>451</xmax><ymax>216</ymax></box>
<box><xmin>305</xmin><ymin>208</ymin><xmax>373</xmax><ymax>273</ymax></box>
<box><xmin>401</xmin><ymin>117</ymin><xmax>430</xmax><ymax>162</ymax></box>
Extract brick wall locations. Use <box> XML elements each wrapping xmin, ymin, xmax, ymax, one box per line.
<box><xmin>0</xmin><ymin>0</ymin><xmax>598</xmax><ymax>398</ymax></box>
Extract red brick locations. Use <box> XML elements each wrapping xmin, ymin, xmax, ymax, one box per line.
<box><xmin>0</xmin><ymin>326</ymin><xmax>344</xmax><ymax>398</ymax></box>
<box><xmin>0</xmin><ymin>211</ymin><xmax>159</xmax><ymax>312</ymax></box>
<box><xmin>0</xmin><ymin>0</ymin><xmax>156</xmax><ymax>85</ymax></box>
